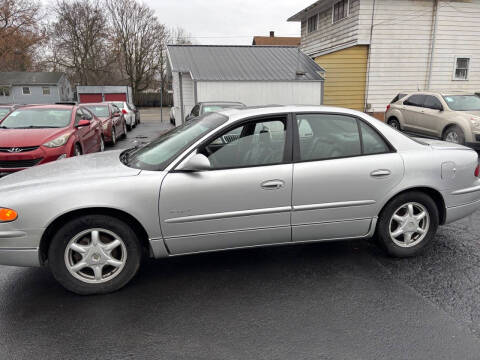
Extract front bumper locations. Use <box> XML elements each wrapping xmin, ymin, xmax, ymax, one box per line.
<box><xmin>0</xmin><ymin>227</ymin><xmax>44</xmax><ymax>267</ymax></box>
<box><xmin>0</xmin><ymin>146</ymin><xmax>69</xmax><ymax>174</ymax></box>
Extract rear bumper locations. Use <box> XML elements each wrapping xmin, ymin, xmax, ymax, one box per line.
<box><xmin>445</xmin><ymin>198</ymin><xmax>480</xmax><ymax>224</ymax></box>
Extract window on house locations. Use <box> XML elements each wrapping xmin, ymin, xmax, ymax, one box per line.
<box><xmin>0</xmin><ymin>87</ymin><xmax>10</xmax><ymax>96</ymax></box>
<box><xmin>307</xmin><ymin>14</ymin><xmax>318</xmax><ymax>33</ymax></box>
<box><xmin>22</xmin><ymin>87</ymin><xmax>31</xmax><ymax>95</ymax></box>
<box><xmin>42</xmin><ymin>87</ymin><xmax>50</xmax><ymax>95</ymax></box>
<box><xmin>333</xmin><ymin>0</ymin><xmax>349</xmax><ymax>23</ymax></box>
<box><xmin>454</xmin><ymin>57</ymin><xmax>470</xmax><ymax>80</ymax></box>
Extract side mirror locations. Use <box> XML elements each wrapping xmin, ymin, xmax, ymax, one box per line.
<box><xmin>185</xmin><ymin>114</ymin><xmax>194</xmax><ymax>122</ymax></box>
<box><xmin>76</xmin><ymin>119</ymin><xmax>91</xmax><ymax>127</ymax></box>
<box><xmin>177</xmin><ymin>153</ymin><xmax>211</xmax><ymax>171</ymax></box>
<box><xmin>113</xmin><ymin>111</ymin><xmax>121</xmax><ymax>117</ymax></box>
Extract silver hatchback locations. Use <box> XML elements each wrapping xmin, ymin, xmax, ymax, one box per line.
<box><xmin>1</xmin><ymin>106</ymin><xmax>479</xmax><ymax>294</ymax></box>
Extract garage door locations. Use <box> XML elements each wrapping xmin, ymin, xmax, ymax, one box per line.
<box><xmin>104</xmin><ymin>93</ymin><xmax>127</xmax><ymax>102</ymax></box>
<box><xmin>79</xmin><ymin>93</ymin><xmax>103</xmax><ymax>103</ymax></box>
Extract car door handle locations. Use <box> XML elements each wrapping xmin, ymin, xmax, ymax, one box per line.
<box><xmin>370</xmin><ymin>169</ymin><xmax>391</xmax><ymax>178</ymax></box>
<box><xmin>261</xmin><ymin>180</ymin><xmax>285</xmax><ymax>190</ymax></box>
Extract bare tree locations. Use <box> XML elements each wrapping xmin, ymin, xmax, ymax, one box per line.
<box><xmin>169</xmin><ymin>26</ymin><xmax>193</xmax><ymax>45</ymax></box>
<box><xmin>0</xmin><ymin>0</ymin><xmax>46</xmax><ymax>71</ymax></box>
<box><xmin>107</xmin><ymin>0</ymin><xmax>168</xmax><ymax>96</ymax></box>
<box><xmin>49</xmin><ymin>0</ymin><xmax>116</xmax><ymax>85</ymax></box>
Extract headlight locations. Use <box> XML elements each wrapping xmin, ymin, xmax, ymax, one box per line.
<box><xmin>470</xmin><ymin>117</ymin><xmax>480</xmax><ymax>130</ymax></box>
<box><xmin>43</xmin><ymin>133</ymin><xmax>71</xmax><ymax>148</ymax></box>
<box><xmin>102</xmin><ymin>123</ymin><xmax>109</xmax><ymax>130</ymax></box>
<box><xmin>0</xmin><ymin>208</ymin><xmax>18</xmax><ymax>222</ymax></box>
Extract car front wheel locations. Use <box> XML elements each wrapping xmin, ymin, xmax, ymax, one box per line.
<box><xmin>48</xmin><ymin>215</ymin><xmax>142</xmax><ymax>295</ymax></box>
<box><xmin>376</xmin><ymin>192</ymin><xmax>439</xmax><ymax>257</ymax></box>
<box><xmin>443</xmin><ymin>125</ymin><xmax>465</xmax><ymax>145</ymax></box>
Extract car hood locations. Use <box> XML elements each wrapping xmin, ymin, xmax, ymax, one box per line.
<box><xmin>464</xmin><ymin>111</ymin><xmax>480</xmax><ymax>117</ymax></box>
<box><xmin>0</xmin><ymin>128</ymin><xmax>70</xmax><ymax>147</ymax></box>
<box><xmin>0</xmin><ymin>150</ymin><xmax>140</xmax><ymax>191</ymax></box>
<box><xmin>413</xmin><ymin>137</ymin><xmax>472</xmax><ymax>150</ymax></box>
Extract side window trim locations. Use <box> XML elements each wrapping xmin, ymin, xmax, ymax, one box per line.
<box><xmin>172</xmin><ymin>113</ymin><xmax>294</xmax><ymax>172</ymax></box>
<box><xmin>292</xmin><ymin>112</ymin><xmax>396</xmax><ymax>164</ymax></box>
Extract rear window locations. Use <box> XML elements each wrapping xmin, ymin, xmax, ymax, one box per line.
<box><xmin>85</xmin><ymin>105</ymin><xmax>109</xmax><ymax>117</ymax></box>
<box><xmin>390</xmin><ymin>93</ymin><xmax>407</xmax><ymax>103</ymax></box>
<box><xmin>1</xmin><ymin>108</ymin><xmax>72</xmax><ymax>129</ymax></box>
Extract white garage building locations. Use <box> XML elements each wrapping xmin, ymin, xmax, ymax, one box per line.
<box><xmin>167</xmin><ymin>45</ymin><xmax>325</xmax><ymax>125</ymax></box>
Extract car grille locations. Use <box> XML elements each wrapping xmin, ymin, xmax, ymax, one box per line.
<box><xmin>0</xmin><ymin>158</ymin><xmax>42</xmax><ymax>168</ymax></box>
<box><xmin>0</xmin><ymin>146</ymin><xmax>39</xmax><ymax>153</ymax></box>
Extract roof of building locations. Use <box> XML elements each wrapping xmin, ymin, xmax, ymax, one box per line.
<box><xmin>0</xmin><ymin>72</ymin><xmax>65</xmax><ymax>86</ymax></box>
<box><xmin>167</xmin><ymin>45</ymin><xmax>325</xmax><ymax>81</ymax></box>
<box><xmin>252</xmin><ymin>36</ymin><xmax>301</xmax><ymax>46</ymax></box>
<box><xmin>288</xmin><ymin>1</ymin><xmax>325</xmax><ymax>22</ymax></box>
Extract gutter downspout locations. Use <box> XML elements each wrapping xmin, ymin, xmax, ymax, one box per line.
<box><xmin>426</xmin><ymin>0</ymin><xmax>439</xmax><ymax>90</ymax></box>
<box><xmin>364</xmin><ymin>0</ymin><xmax>376</xmax><ymax>113</ymax></box>
<box><xmin>179</xmin><ymin>72</ymin><xmax>184</xmax><ymax>126</ymax></box>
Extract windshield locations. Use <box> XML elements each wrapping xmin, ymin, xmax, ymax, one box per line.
<box><xmin>0</xmin><ymin>108</ymin><xmax>10</xmax><ymax>120</ymax></box>
<box><xmin>0</xmin><ymin>108</ymin><xmax>72</xmax><ymax>129</ymax></box>
<box><xmin>202</xmin><ymin>104</ymin><xmax>243</xmax><ymax>115</ymax></box>
<box><xmin>123</xmin><ymin>112</ymin><xmax>228</xmax><ymax>170</ymax></box>
<box><xmin>443</xmin><ymin>95</ymin><xmax>480</xmax><ymax>111</ymax></box>
<box><xmin>85</xmin><ymin>105</ymin><xmax>109</xmax><ymax>117</ymax></box>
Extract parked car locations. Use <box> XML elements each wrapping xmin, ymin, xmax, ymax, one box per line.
<box><xmin>185</xmin><ymin>101</ymin><xmax>246</xmax><ymax>122</ymax></box>
<box><xmin>107</xmin><ymin>101</ymin><xmax>137</xmax><ymax>130</ymax></box>
<box><xmin>169</xmin><ymin>106</ymin><xmax>175</xmax><ymax>125</ymax></box>
<box><xmin>129</xmin><ymin>103</ymin><xmax>141</xmax><ymax>124</ymax></box>
<box><xmin>0</xmin><ymin>105</ymin><xmax>479</xmax><ymax>295</ymax></box>
<box><xmin>386</xmin><ymin>91</ymin><xmax>480</xmax><ymax>150</ymax></box>
<box><xmin>0</xmin><ymin>104</ymin><xmax>104</xmax><ymax>177</ymax></box>
<box><xmin>84</xmin><ymin>103</ymin><xmax>127</xmax><ymax>145</ymax></box>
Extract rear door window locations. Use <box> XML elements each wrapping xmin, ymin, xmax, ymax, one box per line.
<box><xmin>404</xmin><ymin>95</ymin><xmax>426</xmax><ymax>107</ymax></box>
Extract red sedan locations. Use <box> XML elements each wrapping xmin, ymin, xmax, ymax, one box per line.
<box><xmin>0</xmin><ymin>104</ymin><xmax>104</xmax><ymax>176</ymax></box>
<box><xmin>83</xmin><ymin>103</ymin><xmax>127</xmax><ymax>145</ymax></box>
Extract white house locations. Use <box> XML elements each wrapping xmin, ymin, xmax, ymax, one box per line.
<box><xmin>167</xmin><ymin>45</ymin><xmax>325</xmax><ymax>125</ymax></box>
<box><xmin>0</xmin><ymin>72</ymin><xmax>73</xmax><ymax>105</ymax></box>
<box><xmin>288</xmin><ymin>0</ymin><xmax>480</xmax><ymax>119</ymax></box>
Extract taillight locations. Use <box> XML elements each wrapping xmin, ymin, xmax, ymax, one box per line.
<box><xmin>475</xmin><ymin>164</ymin><xmax>479</xmax><ymax>177</ymax></box>
<box><xmin>122</xmin><ymin>109</ymin><xmax>127</xmax><ymax>114</ymax></box>
<box><xmin>386</xmin><ymin>104</ymin><xmax>391</xmax><ymax>111</ymax></box>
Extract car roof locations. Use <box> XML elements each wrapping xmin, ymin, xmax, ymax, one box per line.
<box><xmin>9</xmin><ymin>104</ymin><xmax>76</xmax><ymax>110</ymax></box>
<box><xmin>83</xmin><ymin>103</ymin><xmax>109</xmax><ymax>106</ymax></box>
<box><xmin>216</xmin><ymin>105</ymin><xmax>371</xmax><ymax>122</ymax></box>
<box><xmin>400</xmin><ymin>90</ymin><xmax>476</xmax><ymax>97</ymax></box>
<box><xmin>200</xmin><ymin>101</ymin><xmax>245</xmax><ymax>106</ymax></box>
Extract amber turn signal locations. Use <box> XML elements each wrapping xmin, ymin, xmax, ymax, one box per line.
<box><xmin>0</xmin><ymin>208</ymin><xmax>18</xmax><ymax>222</ymax></box>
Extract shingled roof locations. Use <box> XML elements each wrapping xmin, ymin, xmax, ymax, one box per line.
<box><xmin>0</xmin><ymin>72</ymin><xmax>65</xmax><ymax>86</ymax></box>
<box><xmin>167</xmin><ymin>45</ymin><xmax>324</xmax><ymax>82</ymax></box>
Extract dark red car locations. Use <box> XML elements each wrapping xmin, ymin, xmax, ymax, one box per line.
<box><xmin>0</xmin><ymin>104</ymin><xmax>104</xmax><ymax>176</ymax></box>
<box><xmin>83</xmin><ymin>103</ymin><xmax>127</xmax><ymax>145</ymax></box>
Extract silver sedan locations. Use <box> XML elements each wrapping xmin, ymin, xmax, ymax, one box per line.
<box><xmin>1</xmin><ymin>106</ymin><xmax>479</xmax><ymax>294</ymax></box>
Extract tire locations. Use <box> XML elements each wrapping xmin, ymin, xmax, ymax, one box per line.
<box><xmin>127</xmin><ymin>122</ymin><xmax>132</xmax><ymax>131</ymax></box>
<box><xmin>48</xmin><ymin>215</ymin><xmax>142</xmax><ymax>295</ymax></box>
<box><xmin>376</xmin><ymin>191</ymin><xmax>439</xmax><ymax>257</ymax></box>
<box><xmin>111</xmin><ymin>127</ymin><xmax>117</xmax><ymax>145</ymax></box>
<box><xmin>122</xmin><ymin>121</ymin><xmax>128</xmax><ymax>139</ymax></box>
<box><xmin>74</xmin><ymin>144</ymin><xmax>82</xmax><ymax>156</ymax></box>
<box><xmin>387</xmin><ymin>117</ymin><xmax>401</xmax><ymax>130</ymax></box>
<box><xmin>100</xmin><ymin>136</ymin><xmax>105</xmax><ymax>152</ymax></box>
<box><xmin>442</xmin><ymin>125</ymin><xmax>465</xmax><ymax>145</ymax></box>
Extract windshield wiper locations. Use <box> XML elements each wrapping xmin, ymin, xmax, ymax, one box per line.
<box><xmin>120</xmin><ymin>147</ymin><xmax>136</xmax><ymax>165</ymax></box>
<box><xmin>17</xmin><ymin>125</ymin><xmax>60</xmax><ymax>129</ymax></box>
<box><xmin>0</xmin><ymin>126</ymin><xmax>8</xmax><ymax>129</ymax></box>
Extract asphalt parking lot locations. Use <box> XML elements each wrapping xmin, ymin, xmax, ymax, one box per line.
<box><xmin>1</xmin><ymin>111</ymin><xmax>480</xmax><ymax>359</ymax></box>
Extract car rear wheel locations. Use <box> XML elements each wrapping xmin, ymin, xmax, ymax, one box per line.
<box><xmin>376</xmin><ymin>191</ymin><xmax>439</xmax><ymax>257</ymax></box>
<box><xmin>443</xmin><ymin>125</ymin><xmax>465</xmax><ymax>145</ymax></box>
<box><xmin>111</xmin><ymin>127</ymin><xmax>117</xmax><ymax>145</ymax></box>
<box><xmin>387</xmin><ymin>117</ymin><xmax>401</xmax><ymax>130</ymax></box>
<box><xmin>100</xmin><ymin>136</ymin><xmax>105</xmax><ymax>152</ymax></box>
<box><xmin>122</xmin><ymin>121</ymin><xmax>128</xmax><ymax>139</ymax></box>
<box><xmin>48</xmin><ymin>215</ymin><xmax>142</xmax><ymax>295</ymax></box>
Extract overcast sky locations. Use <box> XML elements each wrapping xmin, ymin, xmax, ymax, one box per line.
<box><xmin>144</xmin><ymin>0</ymin><xmax>313</xmax><ymax>45</ymax></box>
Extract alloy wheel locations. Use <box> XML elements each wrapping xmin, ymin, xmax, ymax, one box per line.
<box><xmin>445</xmin><ymin>131</ymin><xmax>459</xmax><ymax>144</ymax></box>
<box><xmin>389</xmin><ymin>202</ymin><xmax>430</xmax><ymax>248</ymax></box>
<box><xmin>64</xmin><ymin>228</ymin><xmax>127</xmax><ymax>284</ymax></box>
